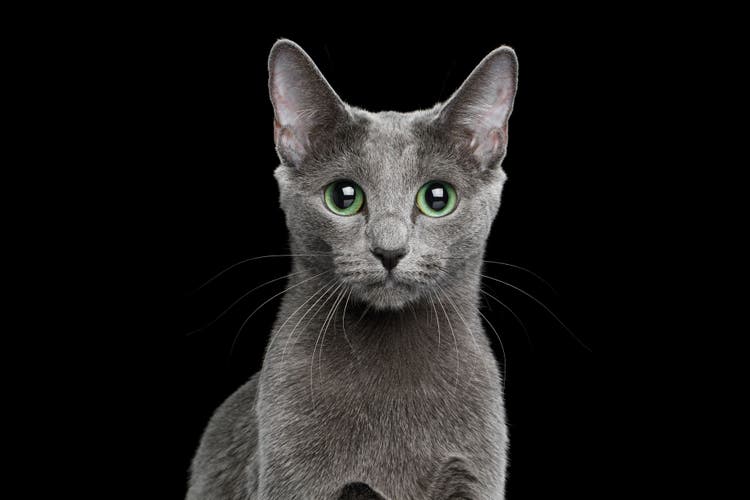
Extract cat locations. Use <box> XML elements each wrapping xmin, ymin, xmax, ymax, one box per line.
<box><xmin>187</xmin><ymin>39</ymin><xmax>518</xmax><ymax>499</ymax></box>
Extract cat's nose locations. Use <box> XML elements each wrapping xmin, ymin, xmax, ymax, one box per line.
<box><xmin>371</xmin><ymin>247</ymin><xmax>407</xmax><ymax>271</ymax></box>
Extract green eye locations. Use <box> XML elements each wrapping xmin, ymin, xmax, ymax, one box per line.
<box><xmin>324</xmin><ymin>180</ymin><xmax>365</xmax><ymax>216</ymax></box>
<box><xmin>416</xmin><ymin>181</ymin><xmax>457</xmax><ymax>217</ymax></box>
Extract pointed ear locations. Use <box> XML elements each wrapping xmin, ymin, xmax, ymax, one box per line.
<box><xmin>437</xmin><ymin>47</ymin><xmax>518</xmax><ymax>169</ymax></box>
<box><xmin>268</xmin><ymin>39</ymin><xmax>348</xmax><ymax>167</ymax></box>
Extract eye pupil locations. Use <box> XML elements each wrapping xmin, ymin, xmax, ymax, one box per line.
<box><xmin>426</xmin><ymin>183</ymin><xmax>448</xmax><ymax>210</ymax></box>
<box><xmin>333</xmin><ymin>183</ymin><xmax>356</xmax><ymax>209</ymax></box>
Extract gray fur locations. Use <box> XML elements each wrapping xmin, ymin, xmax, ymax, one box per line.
<box><xmin>188</xmin><ymin>39</ymin><xmax>518</xmax><ymax>499</ymax></box>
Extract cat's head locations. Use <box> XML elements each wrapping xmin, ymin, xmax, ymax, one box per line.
<box><xmin>269</xmin><ymin>40</ymin><xmax>517</xmax><ymax>310</ymax></box>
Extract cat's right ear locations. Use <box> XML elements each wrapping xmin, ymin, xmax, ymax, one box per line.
<box><xmin>268</xmin><ymin>39</ymin><xmax>348</xmax><ymax>167</ymax></box>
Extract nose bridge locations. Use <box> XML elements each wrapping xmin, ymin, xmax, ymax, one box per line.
<box><xmin>366</xmin><ymin>212</ymin><xmax>410</xmax><ymax>252</ymax></box>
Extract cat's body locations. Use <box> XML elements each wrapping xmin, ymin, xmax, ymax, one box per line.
<box><xmin>188</xmin><ymin>40</ymin><xmax>518</xmax><ymax>499</ymax></box>
<box><xmin>190</xmin><ymin>277</ymin><xmax>506</xmax><ymax>499</ymax></box>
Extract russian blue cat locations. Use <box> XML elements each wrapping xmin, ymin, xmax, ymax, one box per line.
<box><xmin>188</xmin><ymin>39</ymin><xmax>518</xmax><ymax>499</ymax></box>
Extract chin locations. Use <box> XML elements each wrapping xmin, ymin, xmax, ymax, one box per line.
<box><xmin>356</xmin><ymin>279</ymin><xmax>420</xmax><ymax>311</ymax></box>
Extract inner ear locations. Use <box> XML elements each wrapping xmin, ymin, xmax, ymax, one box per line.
<box><xmin>470</xmin><ymin>128</ymin><xmax>506</xmax><ymax>159</ymax></box>
<box><xmin>268</xmin><ymin>39</ymin><xmax>349</xmax><ymax>167</ymax></box>
<box><xmin>437</xmin><ymin>46</ymin><xmax>518</xmax><ymax>170</ymax></box>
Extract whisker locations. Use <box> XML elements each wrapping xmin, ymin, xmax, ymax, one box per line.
<box><xmin>480</xmin><ymin>289</ymin><xmax>493</xmax><ymax>312</ymax></box>
<box><xmin>434</xmin><ymin>287</ymin><xmax>460</xmax><ymax>393</ymax></box>
<box><xmin>441</xmin><ymin>255</ymin><xmax>557</xmax><ymax>294</ymax></box>
<box><xmin>313</xmin><ymin>285</ymin><xmax>347</xmax><ymax>401</ymax></box>
<box><xmin>407</xmin><ymin>301</ymin><xmax>419</xmax><ymax>324</ymax></box>
<box><xmin>427</xmin><ymin>289</ymin><xmax>441</xmax><ymax>350</ymax></box>
<box><xmin>479</xmin><ymin>288</ymin><xmax>533</xmax><ymax>350</ymax></box>
<box><xmin>478</xmin><ymin>273</ymin><xmax>591</xmax><ymax>352</ymax></box>
<box><xmin>316</xmin><ymin>284</ymin><xmax>346</xmax><ymax>368</ymax></box>
<box><xmin>353</xmin><ymin>302</ymin><xmax>371</xmax><ymax>329</ymax></box>
<box><xmin>230</xmin><ymin>270</ymin><xmax>331</xmax><ymax>357</ymax></box>
<box><xmin>266</xmin><ymin>275</ymin><xmax>338</xmax><ymax>355</ymax></box>
<box><xmin>192</xmin><ymin>253</ymin><xmax>328</xmax><ymax>293</ymax></box>
<box><xmin>435</xmin><ymin>282</ymin><xmax>494</xmax><ymax>386</ymax></box>
<box><xmin>474</xmin><ymin>306</ymin><xmax>508</xmax><ymax>387</ymax></box>
<box><xmin>341</xmin><ymin>287</ymin><xmax>356</xmax><ymax>358</ymax></box>
<box><xmin>481</xmin><ymin>260</ymin><xmax>558</xmax><ymax>295</ymax></box>
<box><xmin>309</xmin><ymin>282</ymin><xmax>345</xmax><ymax>407</ymax></box>
<box><xmin>281</xmin><ymin>279</ymin><xmax>340</xmax><ymax>364</ymax></box>
<box><xmin>186</xmin><ymin>269</ymin><xmax>307</xmax><ymax>336</ymax></box>
<box><xmin>434</xmin><ymin>264</ymin><xmax>587</xmax><ymax>351</ymax></box>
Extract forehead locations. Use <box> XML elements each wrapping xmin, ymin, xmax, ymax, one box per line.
<box><xmin>358</xmin><ymin>112</ymin><xmax>427</xmax><ymax>189</ymax></box>
<box><xmin>294</xmin><ymin>109</ymin><xmax>478</xmax><ymax>194</ymax></box>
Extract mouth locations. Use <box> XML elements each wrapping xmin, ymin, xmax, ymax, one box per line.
<box><xmin>364</xmin><ymin>270</ymin><xmax>410</xmax><ymax>288</ymax></box>
<box><xmin>382</xmin><ymin>272</ymin><xmax>402</xmax><ymax>286</ymax></box>
<box><xmin>357</xmin><ymin>274</ymin><xmax>419</xmax><ymax>310</ymax></box>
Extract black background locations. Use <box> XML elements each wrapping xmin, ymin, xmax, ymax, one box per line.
<box><xmin>83</xmin><ymin>16</ymin><xmax>668</xmax><ymax>499</ymax></box>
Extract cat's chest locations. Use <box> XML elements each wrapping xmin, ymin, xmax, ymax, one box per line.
<box><xmin>258</xmin><ymin>358</ymin><xmax>504</xmax><ymax>497</ymax></box>
<box><xmin>260</xmin><ymin>348</ymin><xmax>500</xmax><ymax>450</ymax></box>
<box><xmin>257</xmin><ymin>322</ymin><xmax>504</xmax><ymax>496</ymax></box>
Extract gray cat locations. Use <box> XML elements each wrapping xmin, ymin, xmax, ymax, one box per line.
<box><xmin>187</xmin><ymin>39</ymin><xmax>518</xmax><ymax>499</ymax></box>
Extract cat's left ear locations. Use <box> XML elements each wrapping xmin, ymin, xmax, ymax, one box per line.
<box><xmin>437</xmin><ymin>47</ymin><xmax>518</xmax><ymax>170</ymax></box>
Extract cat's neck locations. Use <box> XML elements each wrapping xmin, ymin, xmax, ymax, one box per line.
<box><xmin>266</xmin><ymin>260</ymin><xmax>492</xmax><ymax>376</ymax></box>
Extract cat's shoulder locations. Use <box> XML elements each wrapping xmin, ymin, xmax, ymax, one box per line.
<box><xmin>201</xmin><ymin>372</ymin><xmax>259</xmax><ymax>448</ymax></box>
<box><xmin>187</xmin><ymin>373</ymin><xmax>260</xmax><ymax>499</ymax></box>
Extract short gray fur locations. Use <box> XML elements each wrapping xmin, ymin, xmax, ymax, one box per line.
<box><xmin>188</xmin><ymin>39</ymin><xmax>518</xmax><ymax>499</ymax></box>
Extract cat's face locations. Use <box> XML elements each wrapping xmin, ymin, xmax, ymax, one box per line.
<box><xmin>269</xmin><ymin>41</ymin><xmax>517</xmax><ymax>310</ymax></box>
